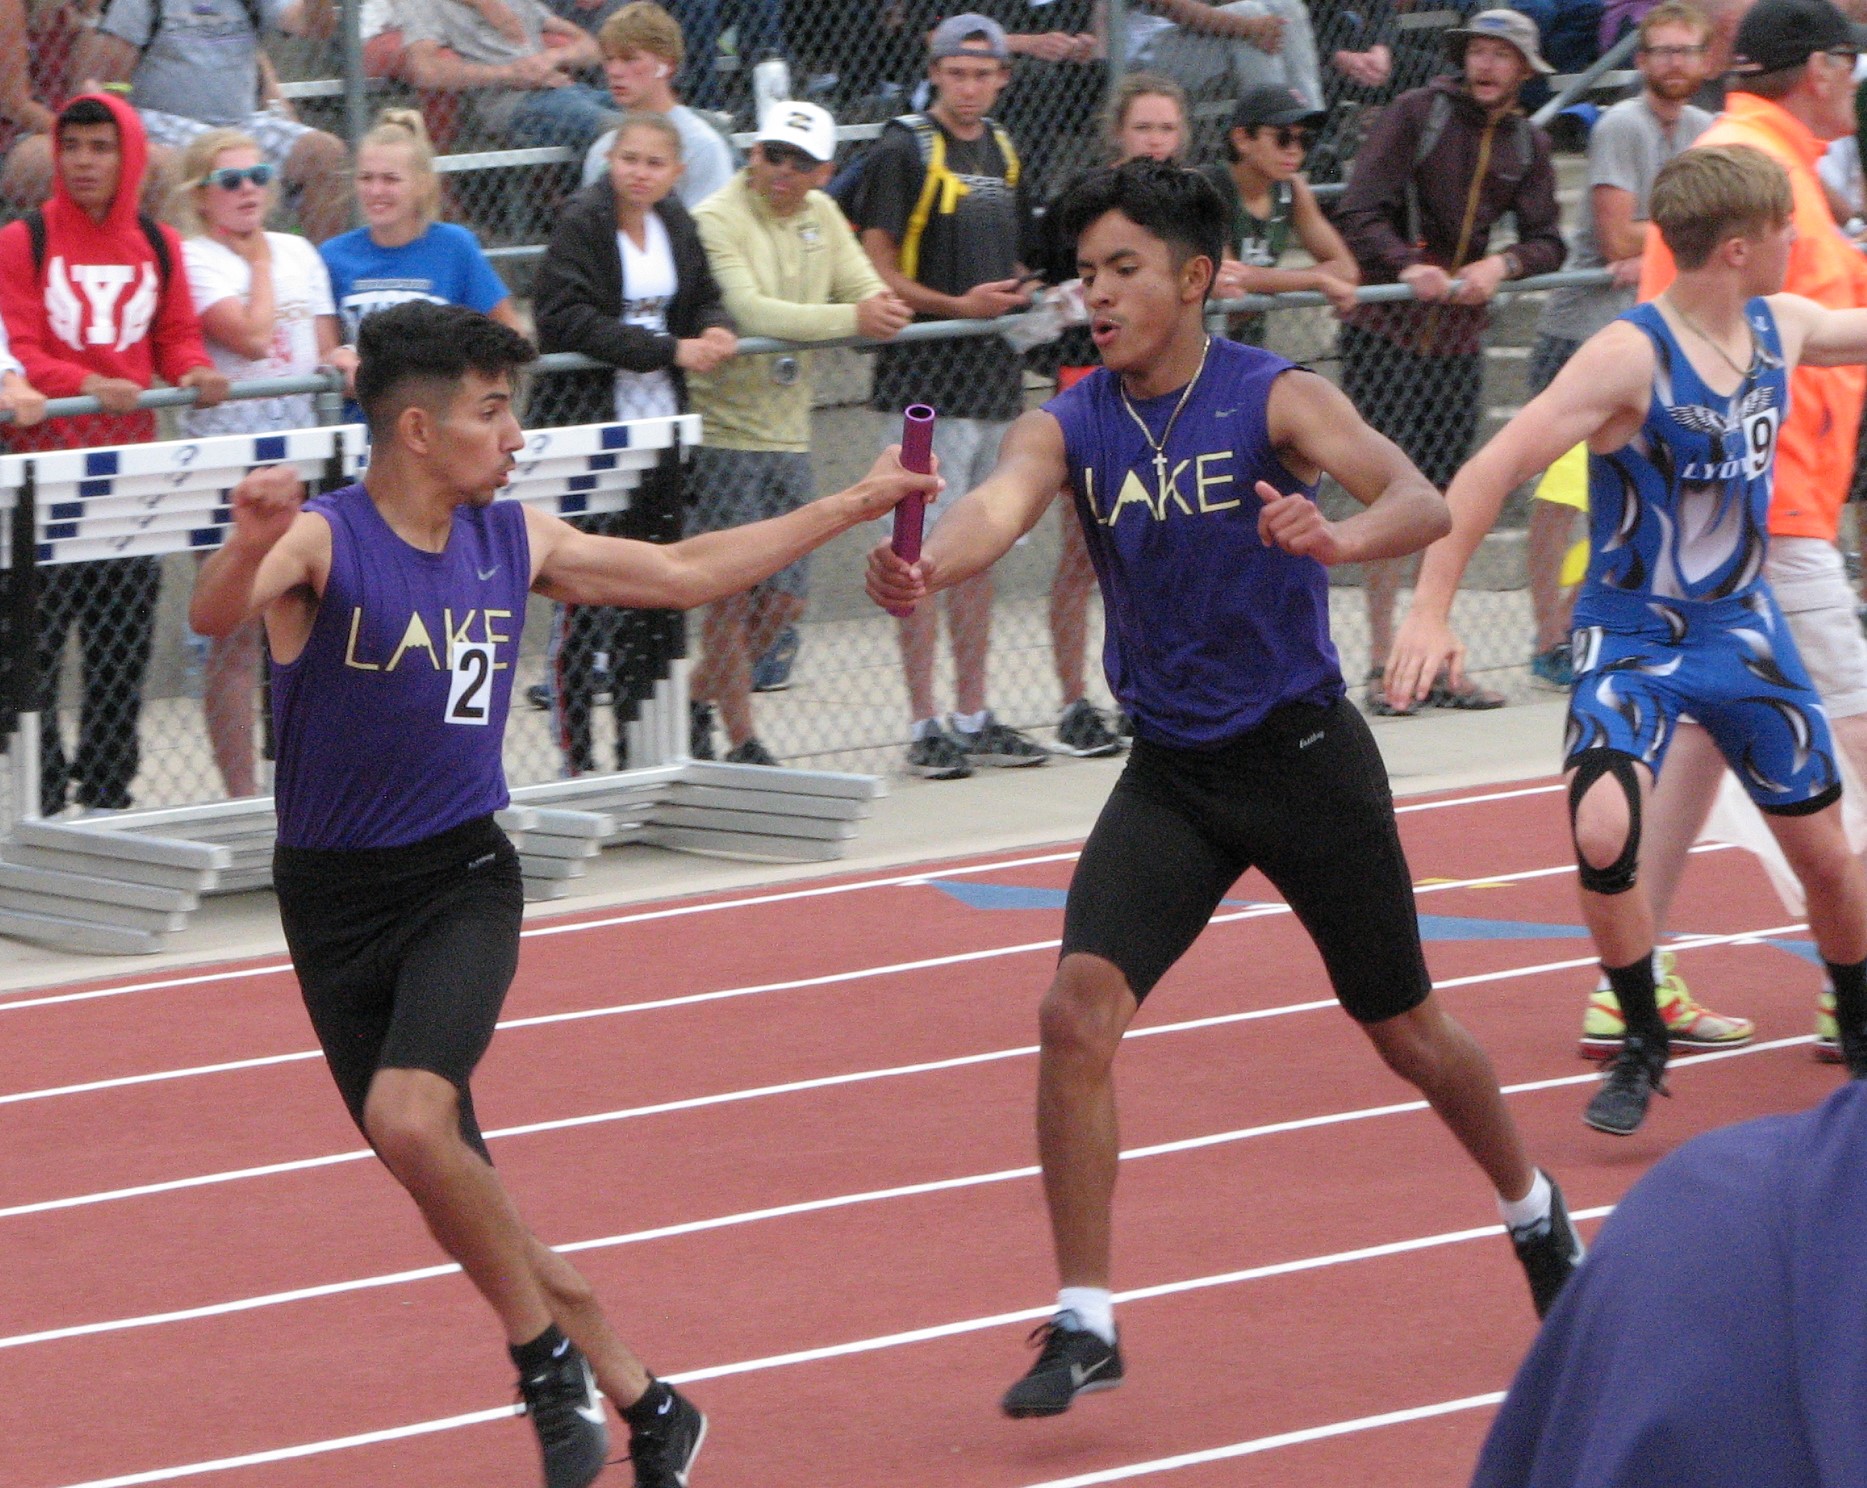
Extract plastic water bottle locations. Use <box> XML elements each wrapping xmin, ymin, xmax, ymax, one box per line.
<box><xmin>752</xmin><ymin>55</ymin><xmax>791</xmax><ymax>127</ymax></box>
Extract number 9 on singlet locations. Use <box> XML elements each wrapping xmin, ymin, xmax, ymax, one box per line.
<box><xmin>1742</xmin><ymin>407</ymin><xmax>1779</xmax><ymax>482</ymax></box>
<box><xmin>446</xmin><ymin>640</ymin><xmax>494</xmax><ymax>726</ymax></box>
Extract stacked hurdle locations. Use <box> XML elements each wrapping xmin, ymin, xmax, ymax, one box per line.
<box><xmin>0</xmin><ymin>419</ymin><xmax>884</xmax><ymax>954</ymax></box>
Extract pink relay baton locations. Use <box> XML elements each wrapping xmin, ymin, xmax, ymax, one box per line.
<box><xmin>887</xmin><ymin>404</ymin><xmax>937</xmax><ymax>617</ymax></box>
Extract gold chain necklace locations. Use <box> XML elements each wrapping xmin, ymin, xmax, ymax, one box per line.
<box><xmin>1662</xmin><ymin>293</ymin><xmax>1755</xmax><ymax>382</ymax></box>
<box><xmin>1118</xmin><ymin>336</ymin><xmax>1212</xmax><ymax>499</ymax></box>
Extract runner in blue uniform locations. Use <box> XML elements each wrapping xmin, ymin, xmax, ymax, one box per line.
<box><xmin>866</xmin><ymin>158</ymin><xmax>1583</xmax><ymax>1420</ymax></box>
<box><xmin>190</xmin><ymin>300</ymin><xmax>936</xmax><ymax>1488</ymax></box>
<box><xmin>1390</xmin><ymin>144</ymin><xmax>1867</xmax><ymax>1139</ymax></box>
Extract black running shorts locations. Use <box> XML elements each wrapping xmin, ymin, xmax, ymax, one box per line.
<box><xmin>273</xmin><ymin>814</ymin><xmax>524</xmax><ymax>1159</ymax></box>
<box><xmin>1062</xmin><ymin>698</ymin><xmax>1432</xmax><ymax>1022</ymax></box>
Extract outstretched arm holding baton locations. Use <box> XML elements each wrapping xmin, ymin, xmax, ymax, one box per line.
<box><xmin>868</xmin><ymin>405</ymin><xmax>1075</xmax><ymax>615</ymax></box>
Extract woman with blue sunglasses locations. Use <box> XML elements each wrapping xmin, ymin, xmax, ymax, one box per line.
<box><xmin>173</xmin><ymin>126</ymin><xmax>343</xmax><ymax>800</ymax></box>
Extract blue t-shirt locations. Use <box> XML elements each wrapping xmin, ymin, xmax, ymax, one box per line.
<box><xmin>1472</xmin><ymin>1081</ymin><xmax>1867</xmax><ymax>1488</ymax></box>
<box><xmin>318</xmin><ymin>222</ymin><xmax>510</xmax><ymax>343</ymax></box>
<box><xmin>1043</xmin><ymin>337</ymin><xmax>1343</xmax><ymax>748</ymax></box>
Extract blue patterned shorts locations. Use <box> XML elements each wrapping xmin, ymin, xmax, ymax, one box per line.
<box><xmin>1565</xmin><ymin>586</ymin><xmax>1841</xmax><ymax>814</ymax></box>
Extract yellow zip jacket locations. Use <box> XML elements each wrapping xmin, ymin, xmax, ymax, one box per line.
<box><xmin>689</xmin><ymin>170</ymin><xmax>888</xmax><ymax>451</ymax></box>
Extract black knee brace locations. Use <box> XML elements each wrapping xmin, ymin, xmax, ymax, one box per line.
<box><xmin>1569</xmin><ymin>748</ymin><xmax>1642</xmax><ymax>896</ymax></box>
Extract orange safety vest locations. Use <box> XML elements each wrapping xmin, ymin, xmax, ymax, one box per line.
<box><xmin>1639</xmin><ymin>94</ymin><xmax>1867</xmax><ymax>542</ymax></box>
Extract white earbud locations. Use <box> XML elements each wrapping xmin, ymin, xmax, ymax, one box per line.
<box><xmin>657</xmin><ymin>62</ymin><xmax>672</xmax><ymax>78</ymax></box>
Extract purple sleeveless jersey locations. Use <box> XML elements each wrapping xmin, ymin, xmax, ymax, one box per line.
<box><xmin>1043</xmin><ymin>337</ymin><xmax>1343</xmax><ymax>748</ymax></box>
<box><xmin>272</xmin><ymin>483</ymin><xmax>533</xmax><ymax>850</ymax></box>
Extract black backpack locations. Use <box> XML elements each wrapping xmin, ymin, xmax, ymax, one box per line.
<box><xmin>24</xmin><ymin>206</ymin><xmax>173</xmax><ymax>287</ymax></box>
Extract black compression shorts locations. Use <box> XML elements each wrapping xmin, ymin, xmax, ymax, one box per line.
<box><xmin>1062</xmin><ymin>698</ymin><xmax>1433</xmax><ymax>1022</ymax></box>
<box><xmin>273</xmin><ymin>814</ymin><xmax>524</xmax><ymax>1160</ymax></box>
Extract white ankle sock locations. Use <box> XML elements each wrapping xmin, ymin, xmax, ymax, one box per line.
<box><xmin>1057</xmin><ymin>1286</ymin><xmax>1116</xmax><ymax>1344</ymax></box>
<box><xmin>951</xmin><ymin>708</ymin><xmax>991</xmax><ymax>734</ymax></box>
<box><xmin>1498</xmin><ymin>1169</ymin><xmax>1552</xmax><ymax>1232</ymax></box>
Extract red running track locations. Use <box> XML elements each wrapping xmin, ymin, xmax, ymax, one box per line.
<box><xmin>0</xmin><ymin>779</ymin><xmax>1842</xmax><ymax>1488</ymax></box>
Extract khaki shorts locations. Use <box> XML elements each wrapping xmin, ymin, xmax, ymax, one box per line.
<box><xmin>1769</xmin><ymin>536</ymin><xmax>1867</xmax><ymax>720</ymax></box>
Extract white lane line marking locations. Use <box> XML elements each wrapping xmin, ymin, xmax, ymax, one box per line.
<box><xmin>1016</xmin><ymin>1393</ymin><xmax>1510</xmax><ymax>1488</ymax></box>
<box><xmin>43</xmin><ymin>1209</ymin><xmax>1601</xmax><ymax>1488</ymax></box>
<box><xmin>0</xmin><ymin>780</ymin><xmax>1600</xmax><ymax>1015</ymax></box>
<box><xmin>0</xmin><ymin>883</ymin><xmax>1800</xmax><ymax>1111</ymax></box>
<box><xmin>6</xmin><ymin>1025</ymin><xmax>1802</xmax><ymax>1347</ymax></box>
<box><xmin>0</xmin><ymin>919</ymin><xmax>1811</xmax><ymax>1221</ymax></box>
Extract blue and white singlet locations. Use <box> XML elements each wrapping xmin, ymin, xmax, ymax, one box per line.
<box><xmin>1567</xmin><ymin>298</ymin><xmax>1838</xmax><ymax>812</ymax></box>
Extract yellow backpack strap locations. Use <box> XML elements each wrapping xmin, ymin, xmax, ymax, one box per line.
<box><xmin>990</xmin><ymin>120</ymin><xmax>1020</xmax><ymax>189</ymax></box>
<box><xmin>900</xmin><ymin>114</ymin><xmax>945</xmax><ymax>281</ymax></box>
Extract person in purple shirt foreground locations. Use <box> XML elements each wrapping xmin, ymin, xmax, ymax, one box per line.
<box><xmin>189</xmin><ymin>300</ymin><xmax>935</xmax><ymax>1488</ymax></box>
<box><xmin>865</xmin><ymin>158</ymin><xmax>1581</xmax><ymax>1422</ymax></box>
<box><xmin>1473</xmin><ymin>1077</ymin><xmax>1867</xmax><ymax>1488</ymax></box>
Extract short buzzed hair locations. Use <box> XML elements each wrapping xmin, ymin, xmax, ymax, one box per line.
<box><xmin>598</xmin><ymin>1</ymin><xmax>685</xmax><ymax>66</ymax></box>
<box><xmin>1637</xmin><ymin>1</ymin><xmax>1711</xmax><ymax>45</ymax></box>
<box><xmin>355</xmin><ymin>302</ymin><xmax>537</xmax><ymax>442</ymax></box>
<box><xmin>1650</xmin><ymin>144</ymin><xmax>1793</xmax><ymax>270</ymax></box>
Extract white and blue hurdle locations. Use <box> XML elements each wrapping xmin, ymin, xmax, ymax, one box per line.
<box><xmin>0</xmin><ymin>417</ymin><xmax>884</xmax><ymax>954</ymax></box>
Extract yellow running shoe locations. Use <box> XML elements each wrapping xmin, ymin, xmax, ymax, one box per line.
<box><xmin>1814</xmin><ymin>988</ymin><xmax>1843</xmax><ymax>1064</ymax></box>
<box><xmin>1578</xmin><ymin>950</ymin><xmax>1756</xmax><ymax>1059</ymax></box>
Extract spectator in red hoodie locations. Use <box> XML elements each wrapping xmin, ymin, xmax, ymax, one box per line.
<box><xmin>0</xmin><ymin>91</ymin><xmax>228</xmax><ymax>815</ymax></box>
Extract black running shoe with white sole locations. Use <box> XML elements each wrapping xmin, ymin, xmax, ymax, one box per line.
<box><xmin>1583</xmin><ymin>1035</ymin><xmax>1670</xmax><ymax>1136</ymax></box>
<box><xmin>956</xmin><ymin>712</ymin><xmax>1048</xmax><ymax>768</ymax></box>
<box><xmin>1054</xmin><ymin>699</ymin><xmax>1125</xmax><ymax>757</ymax></box>
<box><xmin>907</xmin><ymin>728</ymin><xmax>973</xmax><ymax>780</ymax></box>
<box><xmin>1508</xmin><ymin>1171</ymin><xmax>1586</xmax><ymax>1318</ymax></box>
<box><xmin>516</xmin><ymin>1339</ymin><xmax>610</xmax><ymax>1488</ymax></box>
<box><xmin>1001</xmin><ymin>1311</ymin><xmax>1124</xmax><ymax>1418</ymax></box>
<box><xmin>627</xmin><ymin>1385</ymin><xmax>707</xmax><ymax>1488</ymax></box>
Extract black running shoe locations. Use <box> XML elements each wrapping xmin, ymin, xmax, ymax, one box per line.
<box><xmin>689</xmin><ymin>702</ymin><xmax>717</xmax><ymax>761</ymax></box>
<box><xmin>724</xmin><ymin>736</ymin><xmax>778</xmax><ymax>766</ymax></box>
<box><xmin>1054</xmin><ymin>699</ymin><xmax>1125</xmax><ymax>758</ymax></box>
<box><xmin>627</xmin><ymin>1385</ymin><xmax>707</xmax><ymax>1488</ymax></box>
<box><xmin>1583</xmin><ymin>1035</ymin><xmax>1670</xmax><ymax>1136</ymax></box>
<box><xmin>1508</xmin><ymin>1171</ymin><xmax>1586</xmax><ymax>1318</ymax></box>
<box><xmin>515</xmin><ymin>1339</ymin><xmax>609</xmax><ymax>1488</ymax></box>
<box><xmin>906</xmin><ymin>728</ymin><xmax>973</xmax><ymax>780</ymax></box>
<box><xmin>1000</xmin><ymin>1311</ymin><xmax>1124</xmax><ymax>1418</ymax></box>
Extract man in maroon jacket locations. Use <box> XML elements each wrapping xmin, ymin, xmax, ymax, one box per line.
<box><xmin>1335</xmin><ymin>9</ymin><xmax>1565</xmax><ymax>712</ymax></box>
<box><xmin>0</xmin><ymin>92</ymin><xmax>227</xmax><ymax>814</ymax></box>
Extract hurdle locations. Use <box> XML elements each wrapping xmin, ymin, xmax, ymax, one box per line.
<box><xmin>0</xmin><ymin>417</ymin><xmax>884</xmax><ymax>954</ymax></box>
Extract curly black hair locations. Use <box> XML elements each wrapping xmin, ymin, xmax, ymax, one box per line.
<box><xmin>1051</xmin><ymin>157</ymin><xmax>1227</xmax><ymax>298</ymax></box>
<box><xmin>355</xmin><ymin>301</ymin><xmax>537</xmax><ymax>440</ymax></box>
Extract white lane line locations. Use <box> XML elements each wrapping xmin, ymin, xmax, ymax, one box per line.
<box><xmin>0</xmin><ymin>780</ymin><xmax>1592</xmax><ymax>1016</ymax></box>
<box><xmin>0</xmin><ymin>918</ymin><xmax>1811</xmax><ymax>1221</ymax></box>
<box><xmin>44</xmin><ymin>1208</ymin><xmax>1603</xmax><ymax>1488</ymax></box>
<box><xmin>5</xmin><ymin>1027</ymin><xmax>1802</xmax><ymax>1348</ymax></box>
<box><xmin>0</xmin><ymin>880</ymin><xmax>1798</xmax><ymax>1112</ymax></box>
<box><xmin>1016</xmin><ymin>1394</ymin><xmax>1509</xmax><ymax>1488</ymax></box>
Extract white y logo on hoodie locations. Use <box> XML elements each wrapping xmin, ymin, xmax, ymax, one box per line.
<box><xmin>45</xmin><ymin>257</ymin><xmax>158</xmax><ymax>352</ymax></box>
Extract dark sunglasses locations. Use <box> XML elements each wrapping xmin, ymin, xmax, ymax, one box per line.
<box><xmin>1262</xmin><ymin>126</ymin><xmax>1314</xmax><ymax>150</ymax></box>
<box><xmin>203</xmin><ymin>163</ymin><xmax>275</xmax><ymax>190</ymax></box>
<box><xmin>760</xmin><ymin>142</ymin><xmax>821</xmax><ymax>171</ymax></box>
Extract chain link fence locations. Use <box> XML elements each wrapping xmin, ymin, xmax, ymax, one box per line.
<box><xmin>0</xmin><ymin>269</ymin><xmax>1606</xmax><ymax>834</ymax></box>
<box><xmin>0</xmin><ymin>0</ymin><xmax>1644</xmax><ymax>826</ymax></box>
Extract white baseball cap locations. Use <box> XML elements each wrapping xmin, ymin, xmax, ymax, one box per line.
<box><xmin>756</xmin><ymin>101</ymin><xmax>837</xmax><ymax>165</ymax></box>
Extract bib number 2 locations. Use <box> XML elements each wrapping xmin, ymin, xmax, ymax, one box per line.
<box><xmin>446</xmin><ymin>640</ymin><xmax>494</xmax><ymax>726</ymax></box>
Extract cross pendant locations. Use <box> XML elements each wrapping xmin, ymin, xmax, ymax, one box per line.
<box><xmin>1153</xmin><ymin>450</ymin><xmax>1168</xmax><ymax>495</ymax></box>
